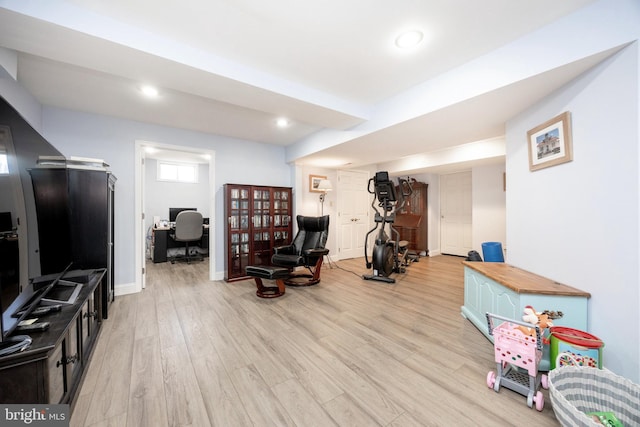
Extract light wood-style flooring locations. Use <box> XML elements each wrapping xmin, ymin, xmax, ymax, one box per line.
<box><xmin>71</xmin><ymin>255</ymin><xmax>561</xmax><ymax>426</ymax></box>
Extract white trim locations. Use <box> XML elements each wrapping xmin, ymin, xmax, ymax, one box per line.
<box><xmin>134</xmin><ymin>142</ymin><xmax>144</xmax><ymax>293</ymax></box>
<box><xmin>114</xmin><ymin>282</ymin><xmax>138</xmax><ymax>296</ymax></box>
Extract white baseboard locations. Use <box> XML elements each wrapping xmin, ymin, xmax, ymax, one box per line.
<box><xmin>115</xmin><ymin>282</ymin><xmax>138</xmax><ymax>296</ymax></box>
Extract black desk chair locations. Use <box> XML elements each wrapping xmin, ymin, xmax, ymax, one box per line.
<box><xmin>170</xmin><ymin>211</ymin><xmax>203</xmax><ymax>264</ymax></box>
<box><xmin>271</xmin><ymin>215</ymin><xmax>330</xmax><ymax>286</ymax></box>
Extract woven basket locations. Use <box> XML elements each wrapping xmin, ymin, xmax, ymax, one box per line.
<box><xmin>548</xmin><ymin>366</ymin><xmax>640</xmax><ymax>426</ymax></box>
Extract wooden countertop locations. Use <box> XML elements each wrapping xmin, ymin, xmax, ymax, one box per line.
<box><xmin>462</xmin><ymin>261</ymin><xmax>591</xmax><ymax>297</ymax></box>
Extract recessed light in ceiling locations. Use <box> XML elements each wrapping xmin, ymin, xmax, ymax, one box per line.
<box><xmin>395</xmin><ymin>30</ymin><xmax>424</xmax><ymax>49</ymax></box>
<box><xmin>276</xmin><ymin>117</ymin><xmax>290</xmax><ymax>128</ymax></box>
<box><xmin>140</xmin><ymin>85</ymin><xmax>159</xmax><ymax>98</ymax></box>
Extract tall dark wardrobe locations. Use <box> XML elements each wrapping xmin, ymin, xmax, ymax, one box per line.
<box><xmin>29</xmin><ymin>160</ymin><xmax>116</xmax><ymax>319</ymax></box>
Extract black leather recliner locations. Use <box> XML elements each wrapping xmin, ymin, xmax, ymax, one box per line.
<box><xmin>271</xmin><ymin>215</ymin><xmax>330</xmax><ymax>286</ymax></box>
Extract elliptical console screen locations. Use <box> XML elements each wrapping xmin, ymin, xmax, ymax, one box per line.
<box><xmin>373</xmin><ymin>171</ymin><xmax>397</xmax><ymax>202</ymax></box>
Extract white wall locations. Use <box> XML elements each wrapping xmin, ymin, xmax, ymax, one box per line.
<box><xmin>296</xmin><ymin>166</ymin><xmax>340</xmax><ymax>259</ymax></box>
<box><xmin>0</xmin><ymin>63</ymin><xmax>42</xmax><ymax>133</ymax></box>
<box><xmin>39</xmin><ymin>106</ymin><xmax>293</xmax><ymax>286</ymax></box>
<box><xmin>471</xmin><ymin>163</ymin><xmax>507</xmax><ymax>259</ymax></box>
<box><xmin>144</xmin><ymin>158</ymin><xmax>210</xmax><ymax>230</ymax></box>
<box><xmin>506</xmin><ymin>43</ymin><xmax>639</xmax><ymax>382</ymax></box>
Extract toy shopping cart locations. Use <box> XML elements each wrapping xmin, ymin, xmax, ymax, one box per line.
<box><xmin>485</xmin><ymin>313</ymin><xmax>548</xmax><ymax>411</ymax></box>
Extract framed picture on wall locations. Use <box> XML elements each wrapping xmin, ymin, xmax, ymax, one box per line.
<box><xmin>309</xmin><ymin>175</ymin><xmax>326</xmax><ymax>193</ymax></box>
<box><xmin>527</xmin><ymin>111</ymin><xmax>573</xmax><ymax>171</ymax></box>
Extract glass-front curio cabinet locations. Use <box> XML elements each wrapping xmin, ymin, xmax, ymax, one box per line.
<box><xmin>224</xmin><ymin>184</ymin><xmax>292</xmax><ymax>281</ymax></box>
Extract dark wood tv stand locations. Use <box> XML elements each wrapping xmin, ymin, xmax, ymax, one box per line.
<box><xmin>0</xmin><ymin>268</ymin><xmax>105</xmax><ymax>408</ymax></box>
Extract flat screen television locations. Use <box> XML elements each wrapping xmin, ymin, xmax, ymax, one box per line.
<box><xmin>169</xmin><ymin>207</ymin><xmax>196</xmax><ymax>222</ymax></box>
<box><xmin>0</xmin><ymin>212</ymin><xmax>12</xmax><ymax>233</ymax></box>
<box><xmin>0</xmin><ymin>95</ymin><xmax>65</xmax><ymax>342</ymax></box>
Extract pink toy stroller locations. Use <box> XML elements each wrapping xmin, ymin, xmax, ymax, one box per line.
<box><xmin>485</xmin><ymin>313</ymin><xmax>548</xmax><ymax>411</ymax></box>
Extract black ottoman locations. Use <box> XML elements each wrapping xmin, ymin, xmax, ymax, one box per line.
<box><xmin>245</xmin><ymin>266</ymin><xmax>290</xmax><ymax>298</ymax></box>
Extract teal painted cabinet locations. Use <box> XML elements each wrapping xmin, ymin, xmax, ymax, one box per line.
<box><xmin>460</xmin><ymin>262</ymin><xmax>590</xmax><ymax>371</ymax></box>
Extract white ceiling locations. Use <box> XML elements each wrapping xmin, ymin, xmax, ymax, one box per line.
<box><xmin>0</xmin><ymin>0</ymin><xmax>606</xmax><ymax>173</ymax></box>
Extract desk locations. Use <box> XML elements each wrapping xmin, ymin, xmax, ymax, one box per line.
<box><xmin>151</xmin><ymin>225</ymin><xmax>209</xmax><ymax>263</ymax></box>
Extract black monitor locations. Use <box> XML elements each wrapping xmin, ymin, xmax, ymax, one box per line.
<box><xmin>169</xmin><ymin>208</ymin><xmax>196</xmax><ymax>222</ymax></box>
<box><xmin>0</xmin><ymin>212</ymin><xmax>12</xmax><ymax>233</ymax></box>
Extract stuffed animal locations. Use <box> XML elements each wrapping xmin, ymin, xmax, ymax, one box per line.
<box><xmin>516</xmin><ymin>306</ymin><xmax>554</xmax><ymax>336</ymax></box>
<box><xmin>522</xmin><ymin>306</ymin><xmax>539</xmax><ymax>324</ymax></box>
<box><xmin>537</xmin><ymin>313</ymin><xmax>553</xmax><ymax>329</ymax></box>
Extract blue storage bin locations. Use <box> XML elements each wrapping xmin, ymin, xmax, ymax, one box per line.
<box><xmin>482</xmin><ymin>242</ymin><xmax>504</xmax><ymax>262</ymax></box>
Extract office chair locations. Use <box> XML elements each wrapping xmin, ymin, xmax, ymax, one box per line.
<box><xmin>271</xmin><ymin>215</ymin><xmax>330</xmax><ymax>286</ymax></box>
<box><xmin>170</xmin><ymin>210</ymin><xmax>204</xmax><ymax>264</ymax></box>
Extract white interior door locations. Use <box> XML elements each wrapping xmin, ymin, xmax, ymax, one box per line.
<box><xmin>440</xmin><ymin>171</ymin><xmax>472</xmax><ymax>256</ymax></box>
<box><xmin>337</xmin><ymin>170</ymin><xmax>370</xmax><ymax>260</ymax></box>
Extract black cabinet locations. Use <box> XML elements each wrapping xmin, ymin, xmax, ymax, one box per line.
<box><xmin>0</xmin><ymin>269</ymin><xmax>104</xmax><ymax>406</ymax></box>
<box><xmin>29</xmin><ymin>163</ymin><xmax>116</xmax><ymax>319</ymax></box>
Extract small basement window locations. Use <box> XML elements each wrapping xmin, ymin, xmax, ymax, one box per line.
<box><xmin>157</xmin><ymin>161</ymin><xmax>198</xmax><ymax>183</ymax></box>
<box><xmin>0</xmin><ymin>153</ymin><xmax>8</xmax><ymax>174</ymax></box>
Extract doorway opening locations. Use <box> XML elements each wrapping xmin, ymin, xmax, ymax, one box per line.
<box><xmin>134</xmin><ymin>140</ymin><xmax>216</xmax><ymax>291</ymax></box>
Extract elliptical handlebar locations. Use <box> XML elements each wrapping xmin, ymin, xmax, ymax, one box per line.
<box><xmin>395</xmin><ymin>177</ymin><xmax>413</xmax><ymax>213</ymax></box>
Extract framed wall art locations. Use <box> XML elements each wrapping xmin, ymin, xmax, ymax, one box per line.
<box><xmin>527</xmin><ymin>111</ymin><xmax>573</xmax><ymax>171</ymax></box>
<box><xmin>309</xmin><ymin>174</ymin><xmax>326</xmax><ymax>193</ymax></box>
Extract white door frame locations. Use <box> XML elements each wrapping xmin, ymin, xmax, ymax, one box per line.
<box><xmin>134</xmin><ymin>140</ymin><xmax>216</xmax><ymax>293</ymax></box>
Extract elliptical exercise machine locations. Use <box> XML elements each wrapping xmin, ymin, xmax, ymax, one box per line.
<box><xmin>363</xmin><ymin>171</ymin><xmax>412</xmax><ymax>284</ymax></box>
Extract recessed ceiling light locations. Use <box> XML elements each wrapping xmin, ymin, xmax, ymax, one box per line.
<box><xmin>395</xmin><ymin>30</ymin><xmax>424</xmax><ymax>49</ymax></box>
<box><xmin>276</xmin><ymin>117</ymin><xmax>289</xmax><ymax>128</ymax></box>
<box><xmin>140</xmin><ymin>85</ymin><xmax>159</xmax><ymax>98</ymax></box>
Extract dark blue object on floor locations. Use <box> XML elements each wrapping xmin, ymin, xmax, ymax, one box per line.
<box><xmin>482</xmin><ymin>242</ymin><xmax>504</xmax><ymax>262</ymax></box>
